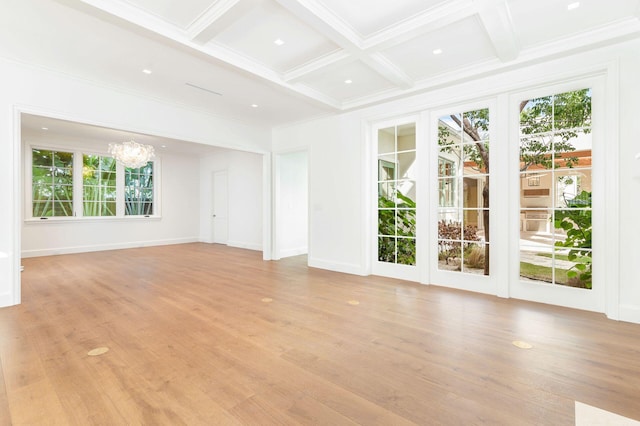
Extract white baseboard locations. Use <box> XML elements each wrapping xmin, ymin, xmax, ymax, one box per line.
<box><xmin>277</xmin><ymin>247</ymin><xmax>308</xmax><ymax>258</ymax></box>
<box><xmin>227</xmin><ymin>240</ymin><xmax>262</xmax><ymax>251</ymax></box>
<box><xmin>308</xmin><ymin>256</ymin><xmax>366</xmax><ymax>276</ymax></box>
<box><xmin>21</xmin><ymin>237</ymin><xmax>200</xmax><ymax>258</ymax></box>
<box><xmin>0</xmin><ymin>292</ymin><xmax>16</xmax><ymax>308</ymax></box>
<box><xmin>619</xmin><ymin>304</ymin><xmax>640</xmax><ymax>324</ymax></box>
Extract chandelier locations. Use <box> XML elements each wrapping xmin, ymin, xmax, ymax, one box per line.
<box><xmin>108</xmin><ymin>140</ymin><xmax>155</xmax><ymax>168</ymax></box>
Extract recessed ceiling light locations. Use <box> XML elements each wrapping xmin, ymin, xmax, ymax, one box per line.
<box><xmin>251</xmin><ymin>104</ymin><xmax>258</xmax><ymax>108</ymax></box>
<box><xmin>433</xmin><ymin>48</ymin><xmax>443</xmax><ymax>55</ymax></box>
<box><xmin>274</xmin><ymin>39</ymin><xmax>284</xmax><ymax>46</ymax></box>
<box><xmin>142</xmin><ymin>69</ymin><xmax>152</xmax><ymax>74</ymax></box>
<box><xmin>161</xmin><ymin>145</ymin><xmax>167</xmax><ymax>148</ymax></box>
<box><xmin>41</xmin><ymin>127</ymin><xmax>48</xmax><ymax>130</ymax></box>
<box><xmin>567</xmin><ymin>2</ymin><xmax>580</xmax><ymax>10</ymax></box>
<box><xmin>344</xmin><ymin>79</ymin><xmax>353</xmax><ymax>84</ymax></box>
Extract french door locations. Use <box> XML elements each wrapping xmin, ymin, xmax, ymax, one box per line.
<box><xmin>509</xmin><ymin>81</ymin><xmax>604</xmax><ymax>312</ymax></box>
<box><xmin>371</xmin><ymin>79</ymin><xmax>606</xmax><ymax>314</ymax></box>
<box><xmin>428</xmin><ymin>104</ymin><xmax>496</xmax><ymax>294</ymax></box>
<box><xmin>372</xmin><ymin>118</ymin><xmax>419</xmax><ymax>282</ymax></box>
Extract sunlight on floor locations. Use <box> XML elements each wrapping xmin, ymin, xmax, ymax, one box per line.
<box><xmin>575</xmin><ymin>402</ymin><xmax>640</xmax><ymax>426</ymax></box>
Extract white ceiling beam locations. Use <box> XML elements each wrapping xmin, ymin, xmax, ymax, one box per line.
<box><xmin>477</xmin><ymin>1</ymin><xmax>520</xmax><ymax>62</ymax></box>
<box><xmin>362</xmin><ymin>0</ymin><xmax>475</xmax><ymax>51</ymax></box>
<box><xmin>284</xmin><ymin>50</ymin><xmax>351</xmax><ymax>83</ymax></box>
<box><xmin>186</xmin><ymin>0</ymin><xmax>243</xmax><ymax>44</ymax></box>
<box><xmin>273</xmin><ymin>0</ymin><xmax>363</xmax><ymax>48</ymax></box>
<box><xmin>363</xmin><ymin>53</ymin><xmax>413</xmax><ymax>89</ymax></box>
<box><xmin>274</xmin><ymin>0</ymin><xmax>413</xmax><ymax>89</ymax></box>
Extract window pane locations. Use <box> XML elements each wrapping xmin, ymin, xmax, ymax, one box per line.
<box><xmin>397</xmin><ymin>123</ymin><xmax>416</xmax><ymax>151</ymax></box>
<box><xmin>32</xmin><ymin>149</ymin><xmax>73</xmax><ymax>217</ymax></box>
<box><xmin>397</xmin><ymin>238</ymin><xmax>416</xmax><ymax>265</ymax></box>
<box><xmin>438</xmin><ymin>146</ymin><xmax>461</xmax><ymax>176</ymax></box>
<box><xmin>378</xmin><ymin>157</ymin><xmax>395</xmax><ymax>181</ymax></box>
<box><xmin>378</xmin><ymin>182</ymin><xmax>396</xmax><ymax>202</ymax></box>
<box><xmin>397</xmin><ymin>151</ymin><xmax>416</xmax><ymax>180</ymax></box>
<box><xmin>464</xmin><ymin>109</ymin><xmax>490</xmax><ymax>141</ymax></box>
<box><xmin>378</xmin><ymin>127</ymin><xmax>396</xmax><ymax>154</ymax></box>
<box><xmin>396</xmin><ymin>209</ymin><xmax>416</xmax><ymax>237</ymax></box>
<box><xmin>377</xmin><ymin>123</ymin><xmax>416</xmax><ymax>266</ymax></box>
<box><xmin>438</xmin><ymin>215</ymin><xmax>462</xmax><ymax>241</ymax></box>
<box><xmin>378</xmin><ymin>209</ymin><xmax>395</xmax><ymax>236</ymax></box>
<box><xmin>462</xmin><ymin>243</ymin><xmax>487</xmax><ymax>274</ymax></box>
<box><xmin>463</xmin><ymin>178</ymin><xmax>486</xmax><ymax>209</ymax></box>
<box><xmin>438</xmin><ymin>240</ymin><xmax>461</xmax><ymax>271</ymax></box>
<box><xmin>462</xmin><ymin>143</ymin><xmax>488</xmax><ymax>175</ymax></box>
<box><xmin>437</xmin><ymin>108</ymin><xmax>490</xmax><ymax>276</ymax></box>
<box><xmin>125</xmin><ymin>162</ymin><xmax>154</xmax><ymax>216</ymax></box>
<box><xmin>83</xmin><ymin>154</ymin><xmax>117</xmax><ymax>217</ymax></box>
<box><xmin>438</xmin><ymin>178</ymin><xmax>457</xmax><ymax>208</ymax></box>
<box><xmin>378</xmin><ymin>236</ymin><xmax>395</xmax><ymax>263</ymax></box>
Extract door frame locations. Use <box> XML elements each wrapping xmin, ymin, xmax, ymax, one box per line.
<box><xmin>427</xmin><ymin>98</ymin><xmax>502</xmax><ymax>295</ymax></box>
<box><xmin>370</xmin><ymin>115</ymin><xmax>421</xmax><ymax>282</ymax></box>
<box><xmin>507</xmin><ymin>75</ymin><xmax>611</xmax><ymax>313</ymax></box>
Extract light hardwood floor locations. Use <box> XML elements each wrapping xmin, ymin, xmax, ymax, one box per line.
<box><xmin>1</xmin><ymin>243</ymin><xmax>639</xmax><ymax>425</ymax></box>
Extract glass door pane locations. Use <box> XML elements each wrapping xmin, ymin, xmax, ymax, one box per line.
<box><xmin>436</xmin><ymin>109</ymin><xmax>490</xmax><ymax>276</ymax></box>
<box><xmin>519</xmin><ymin>89</ymin><xmax>592</xmax><ymax>289</ymax></box>
<box><xmin>377</xmin><ymin>123</ymin><xmax>416</xmax><ymax>266</ymax></box>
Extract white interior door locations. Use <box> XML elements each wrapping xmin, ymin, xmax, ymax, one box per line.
<box><xmin>212</xmin><ymin>170</ymin><xmax>228</xmax><ymax>244</ymax></box>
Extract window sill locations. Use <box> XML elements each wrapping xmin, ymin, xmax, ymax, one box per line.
<box><xmin>24</xmin><ymin>215</ymin><xmax>162</xmax><ymax>224</ymax></box>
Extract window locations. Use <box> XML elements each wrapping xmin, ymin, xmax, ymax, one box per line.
<box><xmin>32</xmin><ymin>149</ymin><xmax>74</xmax><ymax>217</ymax></box>
<box><xmin>83</xmin><ymin>154</ymin><xmax>116</xmax><ymax>217</ymax></box>
<box><xmin>437</xmin><ymin>108</ymin><xmax>490</xmax><ymax>275</ymax></box>
<box><xmin>29</xmin><ymin>148</ymin><xmax>158</xmax><ymax>220</ymax></box>
<box><xmin>125</xmin><ymin>162</ymin><xmax>154</xmax><ymax>216</ymax></box>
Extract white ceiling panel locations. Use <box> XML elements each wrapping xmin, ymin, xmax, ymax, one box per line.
<box><xmin>318</xmin><ymin>0</ymin><xmax>447</xmax><ymax>37</ymax></box>
<box><xmin>121</xmin><ymin>0</ymin><xmax>216</xmax><ymax>29</ymax></box>
<box><xmin>299</xmin><ymin>59</ymin><xmax>396</xmax><ymax>102</ymax></box>
<box><xmin>509</xmin><ymin>0</ymin><xmax>640</xmax><ymax>49</ymax></box>
<box><xmin>382</xmin><ymin>16</ymin><xmax>496</xmax><ymax>81</ymax></box>
<box><xmin>213</xmin><ymin>0</ymin><xmax>339</xmax><ymax>72</ymax></box>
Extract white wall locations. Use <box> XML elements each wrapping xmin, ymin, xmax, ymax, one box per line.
<box><xmin>274</xmin><ymin>115</ymin><xmax>365</xmax><ymax>274</ymax></box>
<box><xmin>0</xmin><ymin>57</ymin><xmax>270</xmax><ymax>307</ymax></box>
<box><xmin>199</xmin><ymin>150</ymin><xmax>263</xmax><ymax>251</ymax></box>
<box><xmin>275</xmin><ymin>150</ymin><xmax>308</xmax><ymax>258</ymax></box>
<box><xmin>273</xmin><ymin>38</ymin><xmax>640</xmax><ymax>323</ymax></box>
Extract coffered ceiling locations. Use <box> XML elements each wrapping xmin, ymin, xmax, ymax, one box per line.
<box><xmin>3</xmin><ymin>0</ymin><xmax>640</xmax><ymax>127</ymax></box>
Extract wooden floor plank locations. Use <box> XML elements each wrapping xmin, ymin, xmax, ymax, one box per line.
<box><xmin>1</xmin><ymin>243</ymin><xmax>639</xmax><ymax>424</ymax></box>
